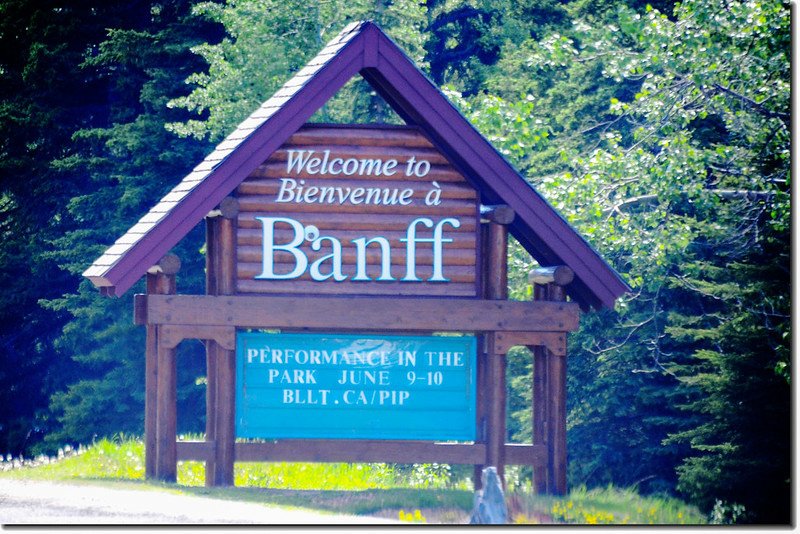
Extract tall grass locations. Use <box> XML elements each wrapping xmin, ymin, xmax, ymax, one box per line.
<box><xmin>1</xmin><ymin>437</ymin><xmax>467</xmax><ymax>491</ymax></box>
<box><xmin>2</xmin><ymin>438</ymin><xmax>707</xmax><ymax>524</ymax></box>
<box><xmin>509</xmin><ymin>485</ymin><xmax>707</xmax><ymax>525</ymax></box>
<box><xmin>178</xmin><ymin>460</ymin><xmax>402</xmax><ymax>490</ymax></box>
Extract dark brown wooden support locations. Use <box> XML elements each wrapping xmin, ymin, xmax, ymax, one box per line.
<box><xmin>204</xmin><ymin>216</ymin><xmax>219</xmax><ymax>487</ymax></box>
<box><xmin>203</xmin><ymin>198</ymin><xmax>239</xmax><ymax>487</ymax></box>
<box><xmin>144</xmin><ymin>277</ymin><xmax>158</xmax><ymax>480</ymax></box>
<box><xmin>529</xmin><ymin>265</ymin><xmax>574</xmax><ymax>287</ymax></box>
<box><xmin>473</xmin><ymin>217</ymin><xmax>489</xmax><ymax>490</ymax></box>
<box><xmin>530</xmin><ymin>267</ymin><xmax>573</xmax><ymax>496</ymax></box>
<box><xmin>485</xmin><ymin>220</ymin><xmax>508</xmax><ymax>485</ymax></box>
<box><xmin>472</xmin><ymin>337</ymin><xmax>487</xmax><ymax>490</ymax></box>
<box><xmin>212</xmin><ymin>208</ymin><xmax>237</xmax><ymax>487</ymax></box>
<box><xmin>146</xmin><ymin>295</ymin><xmax>579</xmax><ymax>332</ymax></box>
<box><xmin>144</xmin><ymin>255</ymin><xmax>178</xmax><ymax>481</ymax></box>
<box><xmin>155</xmin><ymin>327</ymin><xmax>178</xmax><ymax>482</ymax></box>
<box><xmin>531</xmin><ymin>282</ymin><xmax>550</xmax><ymax>494</ymax></box>
<box><xmin>547</xmin><ymin>283</ymin><xmax>568</xmax><ymax>495</ymax></box>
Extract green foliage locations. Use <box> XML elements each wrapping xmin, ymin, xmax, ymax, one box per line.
<box><xmin>166</xmin><ymin>0</ymin><xmax>428</xmax><ymax>141</ymax></box>
<box><xmin>36</xmin><ymin>0</ymin><xmax>219</xmax><ymax>449</ymax></box>
<box><xmin>462</xmin><ymin>0</ymin><xmax>789</xmax><ymax>523</ymax></box>
<box><xmin>0</xmin><ymin>0</ymin><xmax>107</xmax><ymax>457</ymax></box>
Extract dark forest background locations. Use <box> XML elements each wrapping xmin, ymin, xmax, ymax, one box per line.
<box><xmin>0</xmin><ymin>0</ymin><xmax>790</xmax><ymax>523</ymax></box>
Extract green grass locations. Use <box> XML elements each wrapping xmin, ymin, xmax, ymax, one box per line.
<box><xmin>508</xmin><ymin>485</ymin><xmax>707</xmax><ymax>525</ymax></box>
<box><xmin>0</xmin><ymin>437</ymin><xmax>473</xmax><ymax>522</ymax></box>
<box><xmin>1</xmin><ymin>437</ymin><xmax>707</xmax><ymax>524</ymax></box>
<box><xmin>1</xmin><ymin>439</ymin><xmax>145</xmax><ymax>481</ymax></box>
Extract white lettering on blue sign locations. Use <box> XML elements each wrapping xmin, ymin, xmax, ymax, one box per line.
<box><xmin>236</xmin><ymin>333</ymin><xmax>477</xmax><ymax>441</ymax></box>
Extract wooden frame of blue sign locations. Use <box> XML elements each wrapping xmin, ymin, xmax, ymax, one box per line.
<box><xmin>135</xmin><ymin>198</ymin><xmax>577</xmax><ymax>494</ymax></box>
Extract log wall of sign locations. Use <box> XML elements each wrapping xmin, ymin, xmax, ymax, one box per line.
<box><xmin>235</xmin><ymin>126</ymin><xmax>480</xmax><ymax>297</ymax></box>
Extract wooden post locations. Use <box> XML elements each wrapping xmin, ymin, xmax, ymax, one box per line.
<box><xmin>531</xmin><ymin>284</ymin><xmax>549</xmax><ymax>494</ymax></box>
<box><xmin>548</xmin><ymin>283</ymin><xmax>568</xmax><ymax>495</ymax></box>
<box><xmin>204</xmin><ymin>216</ymin><xmax>219</xmax><ymax>487</ymax></box>
<box><xmin>485</xmin><ymin>215</ymin><xmax>509</xmax><ymax>485</ymax></box>
<box><xmin>144</xmin><ymin>276</ymin><xmax>160</xmax><ymax>479</ymax></box>
<box><xmin>155</xmin><ymin>326</ymin><xmax>177</xmax><ymax>482</ymax></box>
<box><xmin>529</xmin><ymin>266</ymin><xmax>573</xmax><ymax>496</ymax></box>
<box><xmin>212</xmin><ymin>198</ymin><xmax>237</xmax><ymax>486</ymax></box>
<box><xmin>148</xmin><ymin>255</ymin><xmax>179</xmax><ymax>482</ymax></box>
<box><xmin>473</xmin><ymin>217</ymin><xmax>489</xmax><ymax>491</ymax></box>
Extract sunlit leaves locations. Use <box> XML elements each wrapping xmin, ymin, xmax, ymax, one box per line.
<box><xmin>166</xmin><ymin>0</ymin><xmax>428</xmax><ymax>141</ymax></box>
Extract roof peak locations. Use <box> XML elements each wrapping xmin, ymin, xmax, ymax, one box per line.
<box><xmin>84</xmin><ymin>21</ymin><xmax>628</xmax><ymax>309</ymax></box>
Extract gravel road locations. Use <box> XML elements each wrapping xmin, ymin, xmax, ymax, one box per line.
<box><xmin>0</xmin><ymin>479</ymin><xmax>396</xmax><ymax>525</ymax></box>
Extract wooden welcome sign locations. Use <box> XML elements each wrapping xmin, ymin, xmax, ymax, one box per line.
<box><xmin>84</xmin><ymin>21</ymin><xmax>629</xmax><ymax>494</ymax></box>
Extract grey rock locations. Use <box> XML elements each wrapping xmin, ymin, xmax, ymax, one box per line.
<box><xmin>469</xmin><ymin>466</ymin><xmax>508</xmax><ymax>524</ymax></box>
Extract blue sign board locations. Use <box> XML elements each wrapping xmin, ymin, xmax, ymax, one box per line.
<box><xmin>236</xmin><ymin>332</ymin><xmax>476</xmax><ymax>441</ymax></box>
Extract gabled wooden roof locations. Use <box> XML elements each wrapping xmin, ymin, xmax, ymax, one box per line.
<box><xmin>84</xmin><ymin>20</ymin><xmax>630</xmax><ymax>309</ymax></box>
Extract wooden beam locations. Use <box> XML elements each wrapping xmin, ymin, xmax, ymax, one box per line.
<box><xmin>145</xmin><ymin>295</ymin><xmax>580</xmax><ymax>333</ymax></box>
<box><xmin>159</xmin><ymin>325</ymin><xmax>236</xmax><ymax>351</ymax></box>
<box><xmin>155</xmin><ymin>324</ymin><xmax>177</xmax><ymax>482</ymax></box>
<box><xmin>529</xmin><ymin>266</ymin><xmax>574</xmax><ymax>287</ymax></box>
<box><xmin>473</xmin><ymin>223</ymin><xmax>490</xmax><ymax>490</ymax></box>
<box><xmin>530</xmin><ymin>280</ymin><xmax>569</xmax><ymax>496</ymax></box>
<box><xmin>532</xmin><ymin>282</ymin><xmax>550</xmax><ymax>494</ymax></box>
<box><xmin>175</xmin><ymin>441</ymin><xmax>546</xmax><ymax>466</ymax></box>
<box><xmin>480</xmin><ymin>204</ymin><xmax>515</xmax><ymax>225</ymax></box>
<box><xmin>205</xmin><ymin>196</ymin><xmax>239</xmax><ymax>220</ymax></box>
<box><xmin>547</xmin><ymin>284</ymin><xmax>568</xmax><ymax>495</ymax></box>
<box><xmin>177</xmin><ymin>440</ymin><xmax>215</xmax><ymax>462</ymax></box>
<box><xmin>548</xmin><ymin>343</ymin><xmax>567</xmax><ymax>495</ymax></box>
<box><xmin>144</xmin><ymin>270</ymin><xmax>176</xmax><ymax>481</ymax></box>
<box><xmin>494</xmin><ymin>331</ymin><xmax>567</xmax><ymax>357</ymax></box>
<box><xmin>213</xmin><ymin>215</ymin><xmax>237</xmax><ymax>487</ymax></box>
<box><xmin>204</xmin><ymin>216</ymin><xmax>219</xmax><ymax>487</ymax></box>
<box><xmin>146</xmin><ymin>253</ymin><xmax>181</xmax><ymax>276</ymax></box>
<box><xmin>485</xmin><ymin>221</ymin><xmax>508</xmax><ymax>484</ymax></box>
<box><xmin>234</xmin><ymin>440</ymin><xmax>486</xmax><ymax>464</ymax></box>
<box><xmin>504</xmin><ymin>444</ymin><xmax>547</xmax><ymax>467</ymax></box>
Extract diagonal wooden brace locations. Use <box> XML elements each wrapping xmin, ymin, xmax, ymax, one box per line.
<box><xmin>158</xmin><ymin>324</ymin><xmax>236</xmax><ymax>351</ymax></box>
<box><xmin>493</xmin><ymin>331</ymin><xmax>567</xmax><ymax>356</ymax></box>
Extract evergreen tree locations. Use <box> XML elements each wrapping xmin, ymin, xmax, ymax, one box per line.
<box><xmin>40</xmin><ymin>0</ymin><xmax>221</xmax><ymax>448</ymax></box>
<box><xmin>0</xmin><ymin>0</ymin><xmax>161</xmax><ymax>456</ymax></box>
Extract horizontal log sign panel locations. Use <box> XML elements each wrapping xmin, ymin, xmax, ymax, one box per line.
<box><xmin>236</xmin><ymin>332</ymin><xmax>476</xmax><ymax>441</ymax></box>
<box><xmin>235</xmin><ymin>125</ymin><xmax>480</xmax><ymax>297</ymax></box>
